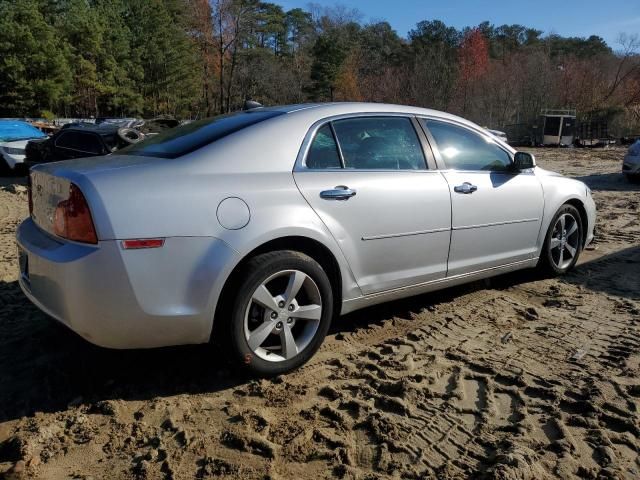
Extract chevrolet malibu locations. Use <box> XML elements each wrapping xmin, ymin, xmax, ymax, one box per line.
<box><xmin>17</xmin><ymin>103</ymin><xmax>596</xmax><ymax>375</ymax></box>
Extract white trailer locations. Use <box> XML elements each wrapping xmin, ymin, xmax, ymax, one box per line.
<box><xmin>539</xmin><ymin>109</ymin><xmax>576</xmax><ymax>146</ymax></box>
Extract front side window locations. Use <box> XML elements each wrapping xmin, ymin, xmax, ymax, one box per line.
<box><xmin>331</xmin><ymin>117</ymin><xmax>426</xmax><ymax>170</ymax></box>
<box><xmin>306</xmin><ymin>124</ymin><xmax>342</xmax><ymax>169</ymax></box>
<box><xmin>424</xmin><ymin>120</ymin><xmax>512</xmax><ymax>171</ymax></box>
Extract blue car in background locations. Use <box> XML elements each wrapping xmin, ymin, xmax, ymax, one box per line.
<box><xmin>0</xmin><ymin>120</ymin><xmax>46</xmax><ymax>174</ymax></box>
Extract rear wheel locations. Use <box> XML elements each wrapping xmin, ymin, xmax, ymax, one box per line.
<box><xmin>539</xmin><ymin>204</ymin><xmax>583</xmax><ymax>275</ymax></box>
<box><xmin>225</xmin><ymin>250</ymin><xmax>333</xmax><ymax>376</ymax></box>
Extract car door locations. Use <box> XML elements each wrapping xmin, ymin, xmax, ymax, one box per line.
<box><xmin>294</xmin><ymin>115</ymin><xmax>451</xmax><ymax>295</ymax></box>
<box><xmin>420</xmin><ymin>118</ymin><xmax>544</xmax><ymax>277</ymax></box>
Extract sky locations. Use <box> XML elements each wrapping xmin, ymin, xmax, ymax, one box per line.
<box><xmin>276</xmin><ymin>0</ymin><xmax>640</xmax><ymax>50</ymax></box>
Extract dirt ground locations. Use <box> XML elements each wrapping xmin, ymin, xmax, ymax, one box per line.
<box><xmin>0</xmin><ymin>147</ymin><xmax>638</xmax><ymax>480</ymax></box>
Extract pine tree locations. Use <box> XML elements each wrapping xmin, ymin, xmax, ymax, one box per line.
<box><xmin>0</xmin><ymin>0</ymin><xmax>72</xmax><ymax>116</ymax></box>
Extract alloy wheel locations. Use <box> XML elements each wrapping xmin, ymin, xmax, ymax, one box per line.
<box><xmin>243</xmin><ymin>269</ymin><xmax>322</xmax><ymax>362</ymax></box>
<box><xmin>549</xmin><ymin>213</ymin><xmax>580</xmax><ymax>270</ymax></box>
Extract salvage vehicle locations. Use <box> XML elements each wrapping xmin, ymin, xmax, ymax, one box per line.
<box><xmin>0</xmin><ymin>120</ymin><xmax>47</xmax><ymax>173</ymax></box>
<box><xmin>622</xmin><ymin>139</ymin><xmax>640</xmax><ymax>181</ymax></box>
<box><xmin>25</xmin><ymin>123</ymin><xmax>143</xmax><ymax>165</ymax></box>
<box><xmin>16</xmin><ymin>103</ymin><xmax>596</xmax><ymax>375</ymax></box>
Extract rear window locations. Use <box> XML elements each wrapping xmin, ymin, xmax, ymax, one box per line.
<box><xmin>116</xmin><ymin>111</ymin><xmax>283</xmax><ymax>159</ymax></box>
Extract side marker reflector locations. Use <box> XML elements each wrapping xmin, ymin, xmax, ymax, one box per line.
<box><xmin>122</xmin><ymin>239</ymin><xmax>165</xmax><ymax>249</ymax></box>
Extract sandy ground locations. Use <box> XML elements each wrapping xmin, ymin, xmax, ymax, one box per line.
<box><xmin>0</xmin><ymin>147</ymin><xmax>638</xmax><ymax>480</ymax></box>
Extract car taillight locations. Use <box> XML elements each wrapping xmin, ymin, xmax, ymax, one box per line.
<box><xmin>27</xmin><ymin>175</ymin><xmax>33</xmax><ymax>215</ymax></box>
<box><xmin>53</xmin><ymin>183</ymin><xmax>98</xmax><ymax>244</ymax></box>
<box><xmin>121</xmin><ymin>239</ymin><xmax>165</xmax><ymax>249</ymax></box>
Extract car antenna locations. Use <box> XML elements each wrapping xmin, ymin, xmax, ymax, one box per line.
<box><xmin>243</xmin><ymin>99</ymin><xmax>263</xmax><ymax>110</ymax></box>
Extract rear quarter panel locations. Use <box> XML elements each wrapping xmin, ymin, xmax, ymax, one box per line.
<box><xmin>36</xmin><ymin>123</ymin><xmax>362</xmax><ymax>314</ymax></box>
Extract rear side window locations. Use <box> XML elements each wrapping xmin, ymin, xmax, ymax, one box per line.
<box><xmin>332</xmin><ymin>117</ymin><xmax>426</xmax><ymax>170</ymax></box>
<box><xmin>116</xmin><ymin>111</ymin><xmax>284</xmax><ymax>159</ymax></box>
<box><xmin>424</xmin><ymin>120</ymin><xmax>512</xmax><ymax>172</ymax></box>
<box><xmin>306</xmin><ymin>124</ymin><xmax>342</xmax><ymax>169</ymax></box>
<box><xmin>55</xmin><ymin>132</ymin><xmax>104</xmax><ymax>155</ymax></box>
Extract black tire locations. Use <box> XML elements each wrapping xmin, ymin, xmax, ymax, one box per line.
<box><xmin>539</xmin><ymin>204</ymin><xmax>583</xmax><ymax>275</ymax></box>
<box><xmin>223</xmin><ymin>250</ymin><xmax>333</xmax><ymax>376</ymax></box>
<box><xmin>117</xmin><ymin>127</ymin><xmax>145</xmax><ymax>145</ymax></box>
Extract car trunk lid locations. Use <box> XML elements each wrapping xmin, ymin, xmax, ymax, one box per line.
<box><xmin>31</xmin><ymin>153</ymin><xmax>165</xmax><ymax>176</ymax></box>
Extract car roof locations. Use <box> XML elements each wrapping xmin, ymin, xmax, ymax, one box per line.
<box><xmin>177</xmin><ymin>102</ymin><xmax>515</xmax><ymax>169</ymax></box>
<box><xmin>255</xmin><ymin>102</ymin><xmax>480</xmax><ymax>128</ymax></box>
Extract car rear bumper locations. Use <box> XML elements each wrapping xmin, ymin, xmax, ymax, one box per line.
<box><xmin>16</xmin><ymin>218</ymin><xmax>238</xmax><ymax>348</ymax></box>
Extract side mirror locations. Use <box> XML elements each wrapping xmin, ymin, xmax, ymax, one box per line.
<box><xmin>513</xmin><ymin>151</ymin><xmax>536</xmax><ymax>171</ymax></box>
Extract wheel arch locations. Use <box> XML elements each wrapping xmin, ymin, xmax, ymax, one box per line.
<box><xmin>564</xmin><ymin>198</ymin><xmax>589</xmax><ymax>247</ymax></box>
<box><xmin>210</xmin><ymin>235</ymin><xmax>344</xmax><ymax>342</ymax></box>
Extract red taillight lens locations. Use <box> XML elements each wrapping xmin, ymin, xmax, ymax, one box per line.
<box><xmin>27</xmin><ymin>174</ymin><xmax>33</xmax><ymax>216</ymax></box>
<box><xmin>53</xmin><ymin>184</ymin><xmax>98</xmax><ymax>244</ymax></box>
<box><xmin>121</xmin><ymin>239</ymin><xmax>164</xmax><ymax>249</ymax></box>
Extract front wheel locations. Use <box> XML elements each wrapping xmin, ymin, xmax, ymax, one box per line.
<box><xmin>539</xmin><ymin>204</ymin><xmax>583</xmax><ymax>275</ymax></box>
<box><xmin>226</xmin><ymin>250</ymin><xmax>333</xmax><ymax>376</ymax></box>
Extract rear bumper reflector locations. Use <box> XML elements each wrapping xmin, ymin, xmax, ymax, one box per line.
<box><xmin>121</xmin><ymin>239</ymin><xmax>165</xmax><ymax>249</ymax></box>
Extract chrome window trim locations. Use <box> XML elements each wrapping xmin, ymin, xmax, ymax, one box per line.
<box><xmin>294</xmin><ymin>112</ymin><xmax>433</xmax><ymax>172</ymax></box>
<box><xmin>416</xmin><ymin>115</ymin><xmax>519</xmax><ymax>173</ymax></box>
<box><xmin>361</xmin><ymin>226</ymin><xmax>450</xmax><ymax>241</ymax></box>
<box><xmin>453</xmin><ymin>218</ymin><xmax>540</xmax><ymax>231</ymax></box>
<box><xmin>328</xmin><ymin>122</ymin><xmax>346</xmax><ymax>169</ymax></box>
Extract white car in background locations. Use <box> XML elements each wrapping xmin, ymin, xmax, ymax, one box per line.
<box><xmin>623</xmin><ymin>140</ymin><xmax>640</xmax><ymax>181</ymax></box>
<box><xmin>0</xmin><ymin>120</ymin><xmax>47</xmax><ymax>173</ymax></box>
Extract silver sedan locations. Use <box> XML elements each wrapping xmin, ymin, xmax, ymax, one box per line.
<box><xmin>16</xmin><ymin>103</ymin><xmax>596</xmax><ymax>375</ymax></box>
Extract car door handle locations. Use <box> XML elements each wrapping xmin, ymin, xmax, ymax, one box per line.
<box><xmin>320</xmin><ymin>185</ymin><xmax>357</xmax><ymax>200</ymax></box>
<box><xmin>454</xmin><ymin>182</ymin><xmax>478</xmax><ymax>194</ymax></box>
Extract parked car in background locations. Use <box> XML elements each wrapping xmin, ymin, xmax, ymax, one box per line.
<box><xmin>95</xmin><ymin>117</ymin><xmax>141</xmax><ymax>128</ymax></box>
<box><xmin>620</xmin><ymin>134</ymin><xmax>640</xmax><ymax>146</ymax></box>
<box><xmin>487</xmin><ymin>128</ymin><xmax>508</xmax><ymax>143</ymax></box>
<box><xmin>17</xmin><ymin>103</ymin><xmax>596</xmax><ymax>376</ymax></box>
<box><xmin>623</xmin><ymin>139</ymin><xmax>640</xmax><ymax>181</ymax></box>
<box><xmin>0</xmin><ymin>120</ymin><xmax>47</xmax><ymax>174</ymax></box>
<box><xmin>25</xmin><ymin>123</ymin><xmax>143</xmax><ymax>166</ymax></box>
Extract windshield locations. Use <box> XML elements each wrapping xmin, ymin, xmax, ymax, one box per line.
<box><xmin>0</xmin><ymin>122</ymin><xmax>46</xmax><ymax>142</ymax></box>
<box><xmin>115</xmin><ymin>110</ymin><xmax>284</xmax><ymax>159</ymax></box>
